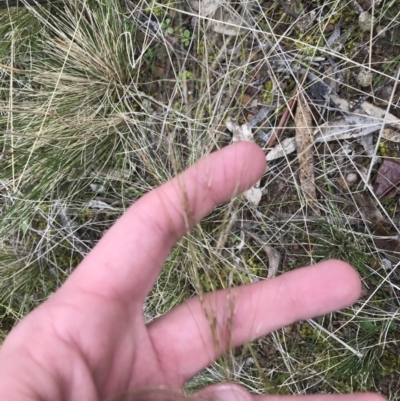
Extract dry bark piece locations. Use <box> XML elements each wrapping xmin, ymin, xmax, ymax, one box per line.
<box><xmin>295</xmin><ymin>92</ymin><xmax>320</xmax><ymax>215</ymax></box>
<box><xmin>373</xmin><ymin>158</ymin><xmax>400</xmax><ymax>200</ymax></box>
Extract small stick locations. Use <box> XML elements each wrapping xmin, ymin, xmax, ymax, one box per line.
<box><xmin>266</xmin><ymin>91</ymin><xmax>298</xmax><ymax>148</ymax></box>
<box><xmin>267</xmin><ymin>71</ymin><xmax>308</xmax><ymax>149</ymax></box>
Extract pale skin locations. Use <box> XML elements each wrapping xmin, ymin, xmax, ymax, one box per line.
<box><xmin>0</xmin><ymin>142</ymin><xmax>385</xmax><ymax>401</ymax></box>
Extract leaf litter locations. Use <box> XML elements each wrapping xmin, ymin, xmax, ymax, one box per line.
<box><xmin>220</xmin><ymin>1</ymin><xmax>400</xmax><ymax>275</ymax></box>
<box><xmin>266</xmin><ymin>96</ymin><xmax>400</xmax><ymax>161</ymax></box>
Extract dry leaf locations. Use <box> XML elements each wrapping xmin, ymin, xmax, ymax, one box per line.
<box><xmin>239</xmin><ymin>93</ymin><xmax>255</xmax><ymax>107</ymax></box>
<box><xmin>244</xmin><ymin>184</ymin><xmax>262</xmax><ymax>206</ymax></box>
<box><xmin>371</xmin><ymin>222</ymin><xmax>400</xmax><ymax>261</ymax></box>
<box><xmin>353</xmin><ymin>192</ymin><xmax>386</xmax><ymax>226</ymax></box>
<box><xmin>188</xmin><ymin>0</ymin><xmax>246</xmax><ymax>35</ymax></box>
<box><xmin>266</xmin><ymin>94</ymin><xmax>400</xmax><ymax>162</ymax></box>
<box><xmin>315</xmin><ymin>115</ymin><xmax>400</xmax><ymax>142</ymax></box>
<box><xmin>210</xmin><ymin>8</ymin><xmax>247</xmax><ymax>35</ymax></box>
<box><xmin>266</xmin><ymin>137</ymin><xmax>297</xmax><ymax>161</ymax></box>
<box><xmin>323</xmin><ymin>66</ymin><xmax>339</xmax><ymax>93</ymax></box>
<box><xmin>373</xmin><ymin>158</ymin><xmax>400</xmax><ymax>200</ymax></box>
<box><xmin>227</xmin><ymin>118</ymin><xmax>253</xmax><ymax>142</ymax></box>
<box><xmin>188</xmin><ymin>0</ymin><xmax>223</xmax><ymax>16</ymax></box>
<box><xmin>87</xmin><ymin>200</ymin><xmax>115</xmax><ymax>210</ymax></box>
<box><xmin>330</xmin><ymin>94</ymin><xmax>400</xmax><ymax>126</ymax></box>
<box><xmin>354</xmin><ymin>194</ymin><xmax>400</xmax><ymax>260</ymax></box>
<box><xmin>375</xmin><ymin>83</ymin><xmax>400</xmax><ymax>107</ymax></box>
<box><xmin>295</xmin><ymin>92</ymin><xmax>320</xmax><ymax>214</ymax></box>
<box><xmin>357</xmin><ymin>133</ymin><xmax>374</xmax><ymax>157</ymax></box>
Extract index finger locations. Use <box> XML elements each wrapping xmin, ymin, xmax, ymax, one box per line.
<box><xmin>65</xmin><ymin>142</ymin><xmax>266</xmax><ymax>302</ymax></box>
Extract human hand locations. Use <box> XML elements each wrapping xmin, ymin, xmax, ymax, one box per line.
<box><xmin>0</xmin><ymin>142</ymin><xmax>384</xmax><ymax>401</ymax></box>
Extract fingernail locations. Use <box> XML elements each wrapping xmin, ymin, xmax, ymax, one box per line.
<box><xmin>211</xmin><ymin>384</ymin><xmax>252</xmax><ymax>401</ymax></box>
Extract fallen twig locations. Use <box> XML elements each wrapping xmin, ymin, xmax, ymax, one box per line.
<box><xmin>267</xmin><ymin>92</ymin><xmax>298</xmax><ymax>148</ymax></box>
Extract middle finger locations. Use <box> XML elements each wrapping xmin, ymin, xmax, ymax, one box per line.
<box><xmin>147</xmin><ymin>260</ymin><xmax>360</xmax><ymax>384</ymax></box>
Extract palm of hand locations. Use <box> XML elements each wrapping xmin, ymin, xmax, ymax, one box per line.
<box><xmin>0</xmin><ymin>143</ymin><xmax>378</xmax><ymax>401</ymax></box>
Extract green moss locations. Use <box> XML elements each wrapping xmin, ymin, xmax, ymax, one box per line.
<box><xmin>300</xmin><ymin>322</ymin><xmax>317</xmax><ymax>340</ymax></box>
<box><xmin>382</xmin><ymin>198</ymin><xmax>397</xmax><ymax>214</ymax></box>
<box><xmin>381</xmin><ymin>351</ymin><xmax>399</xmax><ymax>374</ymax></box>
<box><xmin>144</xmin><ymin>0</ymin><xmax>176</xmax><ymax>17</ymax></box>
<box><xmin>197</xmin><ymin>41</ymin><xmax>205</xmax><ymax>56</ymax></box>
<box><xmin>378</xmin><ymin>142</ymin><xmax>391</xmax><ymax>157</ymax></box>
<box><xmin>378</xmin><ymin>142</ymin><xmax>399</xmax><ymax>158</ymax></box>
<box><xmin>262</xmin><ymin>80</ymin><xmax>274</xmax><ymax>104</ymax></box>
<box><xmin>179</xmin><ymin>70</ymin><xmax>194</xmax><ymax>80</ymax></box>
<box><xmin>198</xmin><ymin>250</ymin><xmax>268</xmax><ymax>292</ymax></box>
<box><xmin>173</xmin><ymin>101</ymin><xmax>182</xmax><ymax>110</ymax></box>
